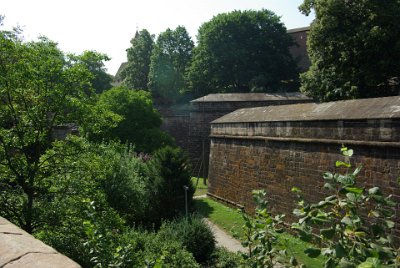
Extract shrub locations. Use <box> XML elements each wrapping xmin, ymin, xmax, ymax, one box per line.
<box><xmin>99</xmin><ymin>143</ymin><xmax>150</xmax><ymax>225</ymax></box>
<box><xmin>241</xmin><ymin>190</ymin><xmax>298</xmax><ymax>268</ymax></box>
<box><xmin>81</xmin><ymin>215</ymin><xmax>200</xmax><ymax>267</ymax></box>
<box><xmin>145</xmin><ymin>146</ymin><xmax>195</xmax><ymax>224</ymax></box>
<box><xmin>157</xmin><ymin>215</ymin><xmax>216</xmax><ymax>263</ymax></box>
<box><xmin>117</xmin><ymin>228</ymin><xmax>200</xmax><ymax>268</ymax></box>
<box><xmin>292</xmin><ymin>147</ymin><xmax>398</xmax><ymax>267</ymax></box>
<box><xmin>208</xmin><ymin>247</ymin><xmax>243</xmax><ymax>268</ymax></box>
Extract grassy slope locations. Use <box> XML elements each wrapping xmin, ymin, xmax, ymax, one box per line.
<box><xmin>194</xmin><ymin>198</ymin><xmax>326</xmax><ymax>267</ymax></box>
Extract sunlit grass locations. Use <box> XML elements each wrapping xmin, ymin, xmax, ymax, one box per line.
<box><xmin>194</xmin><ymin>197</ymin><xmax>326</xmax><ymax>267</ymax></box>
<box><xmin>191</xmin><ymin>177</ymin><xmax>208</xmax><ymax>196</ymax></box>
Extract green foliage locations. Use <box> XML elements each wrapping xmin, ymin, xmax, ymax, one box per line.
<box><xmin>157</xmin><ymin>215</ymin><xmax>216</xmax><ymax>263</ymax></box>
<box><xmin>140</xmin><ymin>233</ymin><xmax>200</xmax><ymax>268</ymax></box>
<box><xmin>242</xmin><ymin>190</ymin><xmax>301</xmax><ymax>268</ymax></box>
<box><xmin>208</xmin><ymin>247</ymin><xmax>243</xmax><ymax>268</ymax></box>
<box><xmin>92</xmin><ymin>86</ymin><xmax>173</xmax><ymax>152</ymax></box>
<box><xmin>0</xmin><ymin>20</ymin><xmax>201</xmax><ymax>267</ymax></box>
<box><xmin>82</xmin><ymin>217</ymin><xmax>200</xmax><ymax>268</ymax></box>
<box><xmin>122</xmin><ymin>29</ymin><xmax>154</xmax><ymax>90</ymax></box>
<box><xmin>148</xmin><ymin>26</ymin><xmax>194</xmax><ymax>103</ymax></box>
<box><xmin>69</xmin><ymin>50</ymin><xmax>113</xmax><ymax>94</ymax></box>
<box><xmin>299</xmin><ymin>0</ymin><xmax>400</xmax><ymax>101</ymax></box>
<box><xmin>0</xmin><ymin>25</ymin><xmax>101</xmax><ymax>233</ymax></box>
<box><xmin>187</xmin><ymin>9</ymin><xmax>298</xmax><ymax>97</ymax></box>
<box><xmin>292</xmin><ymin>146</ymin><xmax>399</xmax><ymax>267</ymax></box>
<box><xmin>32</xmin><ymin>138</ymin><xmax>126</xmax><ymax>266</ymax></box>
<box><xmin>98</xmin><ymin>144</ymin><xmax>149</xmax><ymax>225</ymax></box>
<box><xmin>145</xmin><ymin>146</ymin><xmax>195</xmax><ymax>223</ymax></box>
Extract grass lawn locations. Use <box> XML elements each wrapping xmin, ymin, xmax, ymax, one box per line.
<box><xmin>191</xmin><ymin>177</ymin><xmax>208</xmax><ymax>196</ymax></box>
<box><xmin>194</xmin><ymin>197</ymin><xmax>326</xmax><ymax>267</ymax></box>
<box><xmin>194</xmin><ymin>197</ymin><xmax>244</xmax><ymax>238</ymax></box>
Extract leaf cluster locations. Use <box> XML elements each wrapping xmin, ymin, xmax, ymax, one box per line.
<box><xmin>187</xmin><ymin>9</ymin><xmax>298</xmax><ymax>97</ymax></box>
<box><xmin>242</xmin><ymin>190</ymin><xmax>302</xmax><ymax>268</ymax></box>
<box><xmin>122</xmin><ymin>29</ymin><xmax>155</xmax><ymax>90</ymax></box>
<box><xmin>148</xmin><ymin>26</ymin><xmax>194</xmax><ymax>104</ymax></box>
<box><xmin>292</xmin><ymin>147</ymin><xmax>399</xmax><ymax>267</ymax></box>
<box><xmin>299</xmin><ymin>0</ymin><xmax>400</xmax><ymax>101</ymax></box>
<box><xmin>90</xmin><ymin>86</ymin><xmax>173</xmax><ymax>153</ymax></box>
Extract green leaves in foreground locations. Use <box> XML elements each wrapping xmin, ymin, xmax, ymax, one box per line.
<box><xmin>292</xmin><ymin>146</ymin><xmax>399</xmax><ymax>267</ymax></box>
<box><xmin>242</xmin><ymin>190</ymin><xmax>304</xmax><ymax>268</ymax></box>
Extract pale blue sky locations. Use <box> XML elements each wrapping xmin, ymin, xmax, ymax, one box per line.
<box><xmin>2</xmin><ymin>0</ymin><xmax>314</xmax><ymax>75</ymax></box>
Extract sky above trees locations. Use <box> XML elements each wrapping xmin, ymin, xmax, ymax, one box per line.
<box><xmin>2</xmin><ymin>0</ymin><xmax>314</xmax><ymax>75</ymax></box>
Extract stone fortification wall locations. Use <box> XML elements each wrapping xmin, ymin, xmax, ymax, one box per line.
<box><xmin>208</xmin><ymin>96</ymin><xmax>400</xmax><ymax>238</ymax></box>
<box><xmin>188</xmin><ymin>93</ymin><xmax>312</xmax><ymax>177</ymax></box>
<box><xmin>156</xmin><ymin>104</ymin><xmax>191</xmax><ymax>151</ymax></box>
<box><xmin>0</xmin><ymin>217</ymin><xmax>80</xmax><ymax>268</ymax></box>
<box><xmin>157</xmin><ymin>93</ymin><xmax>312</xmax><ymax>177</ymax></box>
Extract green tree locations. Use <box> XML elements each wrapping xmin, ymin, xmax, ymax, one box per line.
<box><xmin>145</xmin><ymin>146</ymin><xmax>194</xmax><ymax>224</ymax></box>
<box><xmin>70</xmin><ymin>50</ymin><xmax>113</xmax><ymax>94</ymax></box>
<box><xmin>0</xmin><ymin>28</ymin><xmax>98</xmax><ymax>233</ymax></box>
<box><xmin>94</xmin><ymin>86</ymin><xmax>173</xmax><ymax>152</ymax></box>
<box><xmin>299</xmin><ymin>0</ymin><xmax>400</xmax><ymax>101</ymax></box>
<box><xmin>148</xmin><ymin>26</ymin><xmax>194</xmax><ymax>103</ymax></box>
<box><xmin>121</xmin><ymin>29</ymin><xmax>154</xmax><ymax>90</ymax></box>
<box><xmin>187</xmin><ymin>10</ymin><xmax>298</xmax><ymax>97</ymax></box>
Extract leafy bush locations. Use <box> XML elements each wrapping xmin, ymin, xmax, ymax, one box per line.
<box><xmin>292</xmin><ymin>147</ymin><xmax>398</xmax><ymax>267</ymax></box>
<box><xmin>157</xmin><ymin>215</ymin><xmax>216</xmax><ymax>263</ymax></box>
<box><xmin>144</xmin><ymin>237</ymin><xmax>200</xmax><ymax>268</ymax></box>
<box><xmin>84</xmin><ymin>227</ymin><xmax>200</xmax><ymax>268</ymax></box>
<box><xmin>208</xmin><ymin>247</ymin><xmax>243</xmax><ymax>268</ymax></box>
<box><xmin>98</xmin><ymin>143</ymin><xmax>150</xmax><ymax>225</ymax></box>
<box><xmin>33</xmin><ymin>139</ymin><xmax>127</xmax><ymax>266</ymax></box>
<box><xmin>145</xmin><ymin>146</ymin><xmax>195</xmax><ymax>224</ymax></box>
<box><xmin>241</xmin><ymin>190</ymin><xmax>299</xmax><ymax>268</ymax></box>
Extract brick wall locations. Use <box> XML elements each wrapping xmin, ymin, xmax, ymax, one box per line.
<box><xmin>288</xmin><ymin>27</ymin><xmax>311</xmax><ymax>72</ymax></box>
<box><xmin>208</xmin><ymin>97</ymin><xmax>400</xmax><ymax>238</ymax></box>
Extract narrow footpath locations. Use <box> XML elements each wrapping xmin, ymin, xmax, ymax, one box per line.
<box><xmin>194</xmin><ymin>194</ymin><xmax>246</xmax><ymax>253</ymax></box>
<box><xmin>202</xmin><ymin>218</ymin><xmax>246</xmax><ymax>253</ymax></box>
<box><xmin>195</xmin><ymin>195</ymin><xmax>284</xmax><ymax>267</ymax></box>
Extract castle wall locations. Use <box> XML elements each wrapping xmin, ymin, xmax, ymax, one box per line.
<box><xmin>156</xmin><ymin>104</ymin><xmax>191</xmax><ymax>152</ymax></box>
<box><xmin>157</xmin><ymin>93</ymin><xmax>312</xmax><ymax>177</ymax></box>
<box><xmin>208</xmin><ymin>96</ymin><xmax>400</xmax><ymax>238</ymax></box>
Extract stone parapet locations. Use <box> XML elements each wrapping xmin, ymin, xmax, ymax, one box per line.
<box><xmin>0</xmin><ymin>217</ymin><xmax>81</xmax><ymax>268</ymax></box>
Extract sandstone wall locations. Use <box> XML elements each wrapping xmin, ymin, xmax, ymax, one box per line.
<box><xmin>0</xmin><ymin>217</ymin><xmax>81</xmax><ymax>268</ymax></box>
<box><xmin>156</xmin><ymin>103</ymin><xmax>191</xmax><ymax>151</ymax></box>
<box><xmin>157</xmin><ymin>93</ymin><xmax>312</xmax><ymax>177</ymax></box>
<box><xmin>208</xmin><ymin>96</ymin><xmax>400</xmax><ymax>238</ymax></box>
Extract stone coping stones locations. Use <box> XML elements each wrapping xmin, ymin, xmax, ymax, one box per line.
<box><xmin>0</xmin><ymin>217</ymin><xmax>81</xmax><ymax>268</ymax></box>
<box><xmin>212</xmin><ymin>96</ymin><xmax>400</xmax><ymax>123</ymax></box>
<box><xmin>191</xmin><ymin>92</ymin><xmax>312</xmax><ymax>103</ymax></box>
